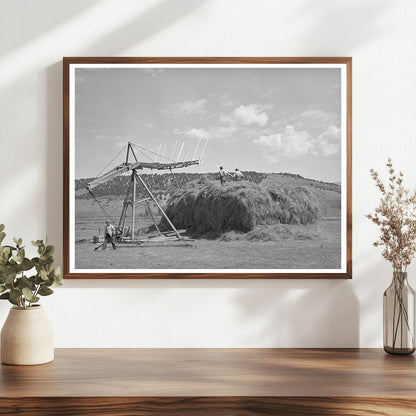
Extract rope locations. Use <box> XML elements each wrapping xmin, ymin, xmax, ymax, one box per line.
<box><xmin>87</xmin><ymin>189</ymin><xmax>116</xmax><ymax>224</ymax></box>
<box><xmin>131</xmin><ymin>142</ymin><xmax>175</xmax><ymax>162</ymax></box>
<box><xmin>130</xmin><ymin>142</ymin><xmax>160</xmax><ymax>164</ymax></box>
<box><xmin>169</xmin><ymin>168</ymin><xmax>188</xmax><ymax>206</ymax></box>
<box><xmin>95</xmin><ymin>144</ymin><xmax>128</xmax><ymax>178</ymax></box>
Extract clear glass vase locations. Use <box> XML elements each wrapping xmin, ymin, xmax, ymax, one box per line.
<box><xmin>383</xmin><ymin>271</ymin><xmax>415</xmax><ymax>355</ymax></box>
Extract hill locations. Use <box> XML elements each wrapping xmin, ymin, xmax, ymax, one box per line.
<box><xmin>75</xmin><ymin>171</ymin><xmax>339</xmax><ymax>201</ymax></box>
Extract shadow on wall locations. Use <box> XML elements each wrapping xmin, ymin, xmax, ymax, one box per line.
<box><xmin>233</xmin><ymin>280</ymin><xmax>359</xmax><ymax>347</ymax></box>
<box><xmin>0</xmin><ymin>0</ymin><xmax>101</xmax><ymax>57</ymax></box>
<box><xmin>44</xmin><ymin>0</ymin><xmax>205</xmax><ymax>263</ymax></box>
<box><xmin>46</xmin><ymin>62</ymin><xmax>64</xmax><ymax>263</ymax></box>
<box><xmin>290</xmin><ymin>0</ymin><xmax>394</xmax><ymax>53</ymax></box>
<box><xmin>83</xmin><ymin>0</ymin><xmax>204</xmax><ymax>55</ymax></box>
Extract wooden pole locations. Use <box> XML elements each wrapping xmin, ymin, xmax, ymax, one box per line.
<box><xmin>146</xmin><ymin>200</ymin><xmax>162</xmax><ymax>236</ymax></box>
<box><xmin>131</xmin><ymin>172</ymin><xmax>136</xmax><ymax>239</ymax></box>
<box><xmin>135</xmin><ymin>173</ymin><xmax>181</xmax><ymax>239</ymax></box>
<box><xmin>119</xmin><ymin>177</ymin><xmax>133</xmax><ymax>240</ymax></box>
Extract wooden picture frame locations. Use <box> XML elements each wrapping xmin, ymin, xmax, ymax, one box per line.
<box><xmin>63</xmin><ymin>57</ymin><xmax>352</xmax><ymax>279</ymax></box>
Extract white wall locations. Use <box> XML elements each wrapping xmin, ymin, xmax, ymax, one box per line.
<box><xmin>0</xmin><ymin>0</ymin><xmax>415</xmax><ymax>347</ymax></box>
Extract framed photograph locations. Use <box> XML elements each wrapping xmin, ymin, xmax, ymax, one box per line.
<box><xmin>63</xmin><ymin>57</ymin><xmax>352</xmax><ymax>279</ymax></box>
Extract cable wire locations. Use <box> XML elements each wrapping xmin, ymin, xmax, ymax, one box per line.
<box><xmin>95</xmin><ymin>144</ymin><xmax>128</xmax><ymax>178</ymax></box>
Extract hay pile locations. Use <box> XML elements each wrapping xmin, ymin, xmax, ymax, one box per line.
<box><xmin>219</xmin><ymin>224</ymin><xmax>321</xmax><ymax>242</ymax></box>
<box><xmin>161</xmin><ymin>178</ymin><xmax>319</xmax><ymax>237</ymax></box>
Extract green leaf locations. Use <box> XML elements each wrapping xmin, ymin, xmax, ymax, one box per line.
<box><xmin>0</xmin><ymin>232</ymin><xmax>5</xmax><ymax>244</ymax></box>
<box><xmin>17</xmin><ymin>248</ymin><xmax>25</xmax><ymax>263</ymax></box>
<box><xmin>0</xmin><ymin>292</ymin><xmax>9</xmax><ymax>299</ymax></box>
<box><xmin>20</xmin><ymin>258</ymin><xmax>33</xmax><ymax>271</ymax></box>
<box><xmin>0</xmin><ymin>249</ymin><xmax>9</xmax><ymax>266</ymax></box>
<box><xmin>45</xmin><ymin>245</ymin><xmax>55</xmax><ymax>256</ymax></box>
<box><xmin>0</xmin><ymin>246</ymin><xmax>11</xmax><ymax>257</ymax></box>
<box><xmin>0</xmin><ymin>246</ymin><xmax>10</xmax><ymax>254</ymax></box>
<box><xmin>31</xmin><ymin>257</ymin><xmax>40</xmax><ymax>265</ymax></box>
<box><xmin>8</xmin><ymin>297</ymin><xmax>18</xmax><ymax>306</ymax></box>
<box><xmin>0</xmin><ymin>224</ymin><xmax>4</xmax><ymax>232</ymax></box>
<box><xmin>52</xmin><ymin>267</ymin><xmax>63</xmax><ymax>285</ymax></box>
<box><xmin>13</xmin><ymin>237</ymin><xmax>22</xmax><ymax>248</ymax></box>
<box><xmin>38</xmin><ymin>287</ymin><xmax>53</xmax><ymax>296</ymax></box>
<box><xmin>22</xmin><ymin>287</ymin><xmax>34</xmax><ymax>301</ymax></box>
<box><xmin>2</xmin><ymin>271</ymin><xmax>17</xmax><ymax>284</ymax></box>
<box><xmin>4</xmin><ymin>245</ymin><xmax>17</xmax><ymax>251</ymax></box>
<box><xmin>17</xmin><ymin>276</ymin><xmax>35</xmax><ymax>290</ymax></box>
<box><xmin>9</xmin><ymin>288</ymin><xmax>21</xmax><ymax>301</ymax></box>
<box><xmin>34</xmin><ymin>275</ymin><xmax>43</xmax><ymax>285</ymax></box>
<box><xmin>32</xmin><ymin>240</ymin><xmax>43</xmax><ymax>247</ymax></box>
<box><xmin>42</xmin><ymin>256</ymin><xmax>54</xmax><ymax>266</ymax></box>
<box><xmin>42</xmin><ymin>276</ymin><xmax>54</xmax><ymax>287</ymax></box>
<box><xmin>0</xmin><ymin>285</ymin><xmax>6</xmax><ymax>294</ymax></box>
<box><xmin>39</xmin><ymin>269</ymin><xmax>48</xmax><ymax>281</ymax></box>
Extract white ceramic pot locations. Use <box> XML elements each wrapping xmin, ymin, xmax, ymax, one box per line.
<box><xmin>1</xmin><ymin>305</ymin><xmax>54</xmax><ymax>365</ymax></box>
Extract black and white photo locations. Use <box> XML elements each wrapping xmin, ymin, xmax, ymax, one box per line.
<box><xmin>63</xmin><ymin>58</ymin><xmax>352</xmax><ymax>278</ymax></box>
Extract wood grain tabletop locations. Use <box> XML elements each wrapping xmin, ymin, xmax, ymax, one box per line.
<box><xmin>1</xmin><ymin>348</ymin><xmax>415</xmax><ymax>415</ymax></box>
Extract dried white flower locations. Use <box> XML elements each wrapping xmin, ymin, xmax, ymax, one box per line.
<box><xmin>367</xmin><ymin>159</ymin><xmax>416</xmax><ymax>272</ymax></box>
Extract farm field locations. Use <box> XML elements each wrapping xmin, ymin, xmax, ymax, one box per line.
<box><xmin>74</xmin><ymin>173</ymin><xmax>342</xmax><ymax>271</ymax></box>
<box><xmin>75</xmin><ymin>219</ymin><xmax>341</xmax><ymax>270</ymax></box>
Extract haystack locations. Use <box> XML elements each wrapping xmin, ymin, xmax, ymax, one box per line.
<box><xmin>161</xmin><ymin>178</ymin><xmax>319</xmax><ymax>236</ymax></box>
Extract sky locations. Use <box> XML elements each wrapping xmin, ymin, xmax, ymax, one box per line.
<box><xmin>74</xmin><ymin>66</ymin><xmax>342</xmax><ymax>182</ymax></box>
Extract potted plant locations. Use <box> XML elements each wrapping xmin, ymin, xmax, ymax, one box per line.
<box><xmin>0</xmin><ymin>224</ymin><xmax>62</xmax><ymax>365</ymax></box>
<box><xmin>367</xmin><ymin>159</ymin><xmax>416</xmax><ymax>354</ymax></box>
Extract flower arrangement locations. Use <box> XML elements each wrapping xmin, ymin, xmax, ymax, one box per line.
<box><xmin>366</xmin><ymin>159</ymin><xmax>416</xmax><ymax>272</ymax></box>
<box><xmin>0</xmin><ymin>224</ymin><xmax>62</xmax><ymax>309</ymax></box>
<box><xmin>367</xmin><ymin>159</ymin><xmax>416</xmax><ymax>354</ymax></box>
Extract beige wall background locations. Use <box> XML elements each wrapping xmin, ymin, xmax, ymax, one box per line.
<box><xmin>0</xmin><ymin>0</ymin><xmax>415</xmax><ymax>347</ymax></box>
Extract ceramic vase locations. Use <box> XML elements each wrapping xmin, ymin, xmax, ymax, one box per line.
<box><xmin>1</xmin><ymin>305</ymin><xmax>54</xmax><ymax>365</ymax></box>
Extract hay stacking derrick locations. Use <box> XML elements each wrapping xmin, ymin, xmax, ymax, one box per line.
<box><xmin>86</xmin><ymin>142</ymin><xmax>200</xmax><ymax>246</ymax></box>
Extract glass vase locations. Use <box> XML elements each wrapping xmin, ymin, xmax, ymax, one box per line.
<box><xmin>383</xmin><ymin>271</ymin><xmax>415</xmax><ymax>355</ymax></box>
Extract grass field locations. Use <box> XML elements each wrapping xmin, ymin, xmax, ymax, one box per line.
<box><xmin>74</xmin><ymin>172</ymin><xmax>342</xmax><ymax>270</ymax></box>
<box><xmin>75</xmin><ymin>218</ymin><xmax>341</xmax><ymax>270</ymax></box>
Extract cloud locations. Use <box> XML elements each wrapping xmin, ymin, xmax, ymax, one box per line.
<box><xmin>233</xmin><ymin>104</ymin><xmax>268</xmax><ymax>127</ymax></box>
<box><xmin>208</xmin><ymin>104</ymin><xmax>269</xmax><ymax>141</ymax></box>
<box><xmin>93</xmin><ymin>134</ymin><xmax>125</xmax><ymax>142</ymax></box>
<box><xmin>173</xmin><ymin>98</ymin><xmax>208</xmax><ymax>116</ymax></box>
<box><xmin>317</xmin><ymin>125</ymin><xmax>341</xmax><ymax>156</ymax></box>
<box><xmin>211</xmin><ymin>124</ymin><xmax>238</xmax><ymax>140</ymax></box>
<box><xmin>301</xmin><ymin>110</ymin><xmax>329</xmax><ymax>119</ymax></box>
<box><xmin>254</xmin><ymin>125</ymin><xmax>313</xmax><ymax>162</ymax></box>
<box><xmin>301</xmin><ymin>110</ymin><xmax>339</xmax><ymax>126</ymax></box>
<box><xmin>175</xmin><ymin>128</ymin><xmax>210</xmax><ymax>140</ymax></box>
<box><xmin>219</xmin><ymin>113</ymin><xmax>233</xmax><ymax>124</ymax></box>
<box><xmin>254</xmin><ymin>124</ymin><xmax>342</xmax><ymax>163</ymax></box>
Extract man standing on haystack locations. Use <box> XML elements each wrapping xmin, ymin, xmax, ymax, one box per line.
<box><xmin>234</xmin><ymin>168</ymin><xmax>244</xmax><ymax>181</ymax></box>
<box><xmin>219</xmin><ymin>166</ymin><xmax>232</xmax><ymax>185</ymax></box>
<box><xmin>102</xmin><ymin>221</ymin><xmax>116</xmax><ymax>250</ymax></box>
